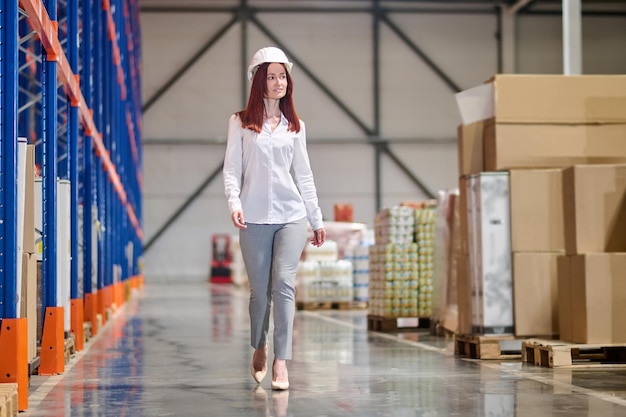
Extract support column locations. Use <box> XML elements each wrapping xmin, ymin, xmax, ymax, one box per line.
<box><xmin>40</xmin><ymin>0</ymin><xmax>62</xmax><ymax>375</ymax></box>
<box><xmin>84</xmin><ymin>292</ymin><xmax>98</xmax><ymax>336</ymax></box>
<box><xmin>563</xmin><ymin>0</ymin><xmax>582</xmax><ymax>75</ymax></box>
<box><xmin>68</xmin><ymin>0</ymin><xmax>83</xmax><ymax>352</ymax></box>
<box><xmin>82</xmin><ymin>0</ymin><xmax>97</xmax><ymax>338</ymax></box>
<box><xmin>1</xmin><ymin>1</ymin><xmax>28</xmax><ymax>411</ymax></box>
<box><xmin>0</xmin><ymin>320</ymin><xmax>29</xmax><ymax>411</ymax></box>
<box><xmin>500</xmin><ymin>0</ymin><xmax>533</xmax><ymax>74</ymax></box>
<box><xmin>71</xmin><ymin>299</ymin><xmax>84</xmax><ymax>351</ymax></box>
<box><xmin>39</xmin><ymin>307</ymin><xmax>64</xmax><ymax>375</ymax></box>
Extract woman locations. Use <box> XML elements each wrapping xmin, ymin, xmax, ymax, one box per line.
<box><xmin>223</xmin><ymin>46</ymin><xmax>326</xmax><ymax>390</ymax></box>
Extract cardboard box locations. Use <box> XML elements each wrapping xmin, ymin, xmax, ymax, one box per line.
<box><xmin>484</xmin><ymin>122</ymin><xmax>626</xmax><ymax>171</ymax></box>
<box><xmin>563</xmin><ymin>164</ymin><xmax>626</xmax><ymax>254</ymax></box>
<box><xmin>557</xmin><ymin>255</ymin><xmax>572</xmax><ymax>342</ymax></box>
<box><xmin>509</xmin><ymin>169</ymin><xmax>565</xmax><ymax>252</ymax></box>
<box><xmin>23</xmin><ymin>144</ymin><xmax>36</xmax><ymax>254</ymax></box>
<box><xmin>567</xmin><ymin>254</ymin><xmax>626</xmax><ymax>344</ymax></box>
<box><xmin>513</xmin><ymin>253</ymin><xmax>559</xmax><ymax>337</ymax></box>
<box><xmin>455</xmin><ymin>74</ymin><xmax>626</xmax><ymax>125</ymax></box>
<box><xmin>458</xmin><ymin>122</ymin><xmax>484</xmax><ymax>176</ymax></box>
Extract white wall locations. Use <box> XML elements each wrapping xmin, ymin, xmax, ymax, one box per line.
<box><xmin>139</xmin><ymin>5</ymin><xmax>626</xmax><ymax>281</ymax></box>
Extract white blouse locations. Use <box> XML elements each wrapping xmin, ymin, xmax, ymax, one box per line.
<box><xmin>223</xmin><ymin>113</ymin><xmax>324</xmax><ymax>231</ymax></box>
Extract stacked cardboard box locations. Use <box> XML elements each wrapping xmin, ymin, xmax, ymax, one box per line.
<box><xmin>455</xmin><ymin>74</ymin><xmax>626</xmax><ymax>338</ymax></box>
<box><xmin>457</xmin><ymin>75</ymin><xmax>626</xmax><ymax>171</ymax></box>
<box><xmin>559</xmin><ymin>165</ymin><xmax>626</xmax><ymax>343</ymax></box>
<box><xmin>509</xmin><ymin>169</ymin><xmax>563</xmax><ymax>337</ymax></box>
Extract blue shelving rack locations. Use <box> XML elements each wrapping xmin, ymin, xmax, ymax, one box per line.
<box><xmin>2</xmin><ymin>0</ymin><xmax>144</xmax><ymax>410</ymax></box>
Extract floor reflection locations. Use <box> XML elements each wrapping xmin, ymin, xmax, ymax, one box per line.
<box><xmin>21</xmin><ymin>282</ymin><xmax>626</xmax><ymax>417</ymax></box>
<box><xmin>251</xmin><ymin>387</ymin><xmax>290</xmax><ymax>417</ymax></box>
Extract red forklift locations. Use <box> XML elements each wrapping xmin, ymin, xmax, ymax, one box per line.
<box><xmin>210</xmin><ymin>234</ymin><xmax>232</xmax><ymax>283</ymax></box>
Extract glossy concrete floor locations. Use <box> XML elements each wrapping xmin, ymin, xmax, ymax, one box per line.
<box><xmin>23</xmin><ymin>282</ymin><xmax>626</xmax><ymax>417</ymax></box>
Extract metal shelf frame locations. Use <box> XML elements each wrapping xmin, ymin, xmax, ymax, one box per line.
<box><xmin>1</xmin><ymin>0</ymin><xmax>21</xmax><ymax>321</ymax></box>
<box><xmin>1</xmin><ymin>0</ymin><xmax>144</xmax><ymax>409</ymax></box>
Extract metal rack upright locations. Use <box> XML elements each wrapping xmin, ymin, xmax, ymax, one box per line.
<box><xmin>1</xmin><ymin>0</ymin><xmax>144</xmax><ymax>411</ymax></box>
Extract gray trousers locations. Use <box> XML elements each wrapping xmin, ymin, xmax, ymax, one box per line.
<box><xmin>239</xmin><ymin>217</ymin><xmax>308</xmax><ymax>359</ymax></box>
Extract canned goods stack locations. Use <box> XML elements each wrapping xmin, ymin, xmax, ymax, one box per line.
<box><xmin>368</xmin><ymin>205</ymin><xmax>437</xmax><ymax>318</ymax></box>
<box><xmin>368</xmin><ymin>243</ymin><xmax>419</xmax><ymax>317</ymax></box>
<box><xmin>415</xmin><ymin>207</ymin><xmax>436</xmax><ymax>317</ymax></box>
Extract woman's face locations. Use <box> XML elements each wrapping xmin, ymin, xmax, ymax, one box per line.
<box><xmin>265</xmin><ymin>63</ymin><xmax>288</xmax><ymax>100</ymax></box>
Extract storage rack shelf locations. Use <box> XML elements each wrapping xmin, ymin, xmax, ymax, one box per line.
<box><xmin>1</xmin><ymin>0</ymin><xmax>143</xmax><ymax>411</ymax></box>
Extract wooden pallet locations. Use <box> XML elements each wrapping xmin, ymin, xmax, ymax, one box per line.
<box><xmin>367</xmin><ymin>315</ymin><xmax>430</xmax><ymax>332</ymax></box>
<box><xmin>0</xmin><ymin>383</ymin><xmax>18</xmax><ymax>417</ymax></box>
<box><xmin>29</xmin><ymin>356</ymin><xmax>41</xmax><ymax>376</ymax></box>
<box><xmin>96</xmin><ymin>313</ymin><xmax>103</xmax><ymax>334</ymax></box>
<box><xmin>65</xmin><ymin>334</ymin><xmax>76</xmax><ymax>365</ymax></box>
<box><xmin>522</xmin><ymin>339</ymin><xmax>626</xmax><ymax>368</ymax></box>
<box><xmin>83</xmin><ymin>321</ymin><xmax>93</xmax><ymax>343</ymax></box>
<box><xmin>296</xmin><ymin>301</ymin><xmax>368</xmax><ymax>311</ymax></box>
<box><xmin>455</xmin><ymin>334</ymin><xmax>522</xmax><ymax>360</ymax></box>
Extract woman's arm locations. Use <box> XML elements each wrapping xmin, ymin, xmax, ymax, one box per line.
<box><xmin>292</xmin><ymin>121</ymin><xmax>324</xmax><ymax>233</ymax></box>
<box><xmin>223</xmin><ymin>114</ymin><xmax>245</xmax><ymax>227</ymax></box>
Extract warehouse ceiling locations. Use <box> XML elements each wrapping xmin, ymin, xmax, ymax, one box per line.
<box><xmin>138</xmin><ymin>0</ymin><xmax>626</xmax><ymax>14</ymax></box>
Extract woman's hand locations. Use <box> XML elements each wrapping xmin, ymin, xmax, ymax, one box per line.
<box><xmin>231</xmin><ymin>210</ymin><xmax>247</xmax><ymax>229</ymax></box>
<box><xmin>311</xmin><ymin>228</ymin><xmax>326</xmax><ymax>247</ymax></box>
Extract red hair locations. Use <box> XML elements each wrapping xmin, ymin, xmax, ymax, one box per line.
<box><xmin>237</xmin><ymin>62</ymin><xmax>301</xmax><ymax>133</ymax></box>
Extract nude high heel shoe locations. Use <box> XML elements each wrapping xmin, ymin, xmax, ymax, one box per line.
<box><xmin>251</xmin><ymin>345</ymin><xmax>268</xmax><ymax>383</ymax></box>
<box><xmin>271</xmin><ymin>360</ymin><xmax>289</xmax><ymax>390</ymax></box>
<box><xmin>270</xmin><ymin>379</ymin><xmax>289</xmax><ymax>391</ymax></box>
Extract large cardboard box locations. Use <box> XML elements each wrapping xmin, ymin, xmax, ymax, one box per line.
<box><xmin>513</xmin><ymin>253</ymin><xmax>559</xmax><ymax>337</ymax></box>
<box><xmin>484</xmin><ymin>122</ymin><xmax>626</xmax><ymax>171</ymax></box>
<box><xmin>563</xmin><ymin>164</ymin><xmax>626</xmax><ymax>254</ymax></box>
<box><xmin>509</xmin><ymin>169</ymin><xmax>565</xmax><ymax>252</ymax></box>
<box><xmin>455</xmin><ymin>74</ymin><xmax>626</xmax><ymax>125</ymax></box>
<box><xmin>458</xmin><ymin>122</ymin><xmax>484</xmax><ymax>176</ymax></box>
<box><xmin>467</xmin><ymin>173</ymin><xmax>514</xmax><ymax>335</ymax></box>
<box><xmin>563</xmin><ymin>254</ymin><xmax>626</xmax><ymax>344</ymax></box>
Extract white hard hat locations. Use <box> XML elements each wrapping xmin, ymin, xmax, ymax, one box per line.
<box><xmin>247</xmin><ymin>47</ymin><xmax>293</xmax><ymax>81</ymax></box>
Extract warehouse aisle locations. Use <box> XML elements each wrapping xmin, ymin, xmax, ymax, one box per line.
<box><xmin>23</xmin><ymin>282</ymin><xmax>626</xmax><ymax>417</ymax></box>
